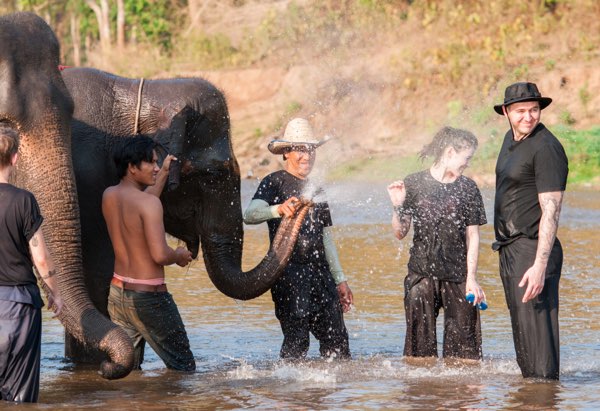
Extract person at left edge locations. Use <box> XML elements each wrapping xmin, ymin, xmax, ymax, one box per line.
<box><xmin>244</xmin><ymin>118</ymin><xmax>352</xmax><ymax>360</ymax></box>
<box><xmin>0</xmin><ymin>123</ymin><xmax>64</xmax><ymax>403</ymax></box>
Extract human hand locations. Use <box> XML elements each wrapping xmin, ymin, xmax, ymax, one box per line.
<box><xmin>387</xmin><ymin>180</ymin><xmax>406</xmax><ymax>207</ymax></box>
<box><xmin>47</xmin><ymin>291</ymin><xmax>64</xmax><ymax>317</ymax></box>
<box><xmin>465</xmin><ymin>277</ymin><xmax>486</xmax><ymax>305</ymax></box>
<box><xmin>337</xmin><ymin>281</ymin><xmax>354</xmax><ymax>313</ymax></box>
<box><xmin>161</xmin><ymin>154</ymin><xmax>177</xmax><ymax>172</ymax></box>
<box><xmin>175</xmin><ymin>246</ymin><xmax>193</xmax><ymax>267</ymax></box>
<box><xmin>277</xmin><ymin>196</ymin><xmax>300</xmax><ymax>218</ymax></box>
<box><xmin>519</xmin><ymin>262</ymin><xmax>546</xmax><ymax>303</ymax></box>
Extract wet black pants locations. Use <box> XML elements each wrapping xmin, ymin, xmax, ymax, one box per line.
<box><xmin>403</xmin><ymin>272</ymin><xmax>482</xmax><ymax>360</ymax></box>
<box><xmin>278</xmin><ymin>305</ymin><xmax>350</xmax><ymax>360</ymax></box>
<box><xmin>499</xmin><ymin>238</ymin><xmax>561</xmax><ymax>379</ymax></box>
<box><xmin>0</xmin><ymin>300</ymin><xmax>41</xmax><ymax>403</ymax></box>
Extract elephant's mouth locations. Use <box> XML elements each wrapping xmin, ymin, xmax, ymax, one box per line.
<box><xmin>181</xmin><ymin>159</ymin><xmax>195</xmax><ymax>175</ymax></box>
<box><xmin>185</xmin><ymin>237</ymin><xmax>201</xmax><ymax>260</ymax></box>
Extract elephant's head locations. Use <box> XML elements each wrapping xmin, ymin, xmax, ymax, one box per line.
<box><xmin>0</xmin><ymin>13</ymin><xmax>133</xmax><ymax>379</ymax></box>
<box><xmin>153</xmin><ymin>80</ymin><xmax>308</xmax><ymax>300</ymax></box>
<box><xmin>58</xmin><ymin>66</ymin><xmax>308</xmax><ymax>304</ymax></box>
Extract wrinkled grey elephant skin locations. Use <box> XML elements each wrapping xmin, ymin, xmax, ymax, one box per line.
<box><xmin>61</xmin><ymin>67</ymin><xmax>307</xmax><ymax>362</ymax></box>
<box><xmin>0</xmin><ymin>12</ymin><xmax>133</xmax><ymax>379</ymax></box>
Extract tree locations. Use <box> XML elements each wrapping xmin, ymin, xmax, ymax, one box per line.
<box><xmin>116</xmin><ymin>0</ymin><xmax>125</xmax><ymax>49</ymax></box>
<box><xmin>86</xmin><ymin>0</ymin><xmax>111</xmax><ymax>53</ymax></box>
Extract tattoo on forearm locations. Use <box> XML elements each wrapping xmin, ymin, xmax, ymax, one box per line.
<box><xmin>537</xmin><ymin>192</ymin><xmax>563</xmax><ymax>262</ymax></box>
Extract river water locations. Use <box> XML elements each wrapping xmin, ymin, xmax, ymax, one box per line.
<box><xmin>23</xmin><ymin>180</ymin><xmax>600</xmax><ymax>409</ymax></box>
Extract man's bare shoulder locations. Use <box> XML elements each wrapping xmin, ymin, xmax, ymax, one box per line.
<box><xmin>103</xmin><ymin>184</ymin><xmax>162</xmax><ymax>209</ymax></box>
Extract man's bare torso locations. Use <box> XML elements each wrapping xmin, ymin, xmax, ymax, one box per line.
<box><xmin>102</xmin><ymin>183</ymin><xmax>166</xmax><ymax>280</ymax></box>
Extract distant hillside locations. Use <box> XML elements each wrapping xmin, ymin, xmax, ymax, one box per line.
<box><xmin>37</xmin><ymin>1</ymin><xmax>600</xmax><ymax>183</ymax></box>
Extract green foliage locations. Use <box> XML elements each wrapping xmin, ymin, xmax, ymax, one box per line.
<box><xmin>446</xmin><ymin>100</ymin><xmax>463</xmax><ymax>126</ymax></box>
<box><xmin>332</xmin><ymin>127</ymin><xmax>600</xmax><ymax>187</ymax></box>
<box><xmin>286</xmin><ymin>101</ymin><xmax>303</xmax><ymax>116</ymax></box>
<box><xmin>559</xmin><ymin>110</ymin><xmax>576</xmax><ymax>126</ymax></box>
<box><xmin>579</xmin><ymin>82</ymin><xmax>591</xmax><ymax>112</ymax></box>
<box><xmin>462</xmin><ymin>126</ymin><xmax>600</xmax><ymax>186</ymax></box>
<box><xmin>470</xmin><ymin>133</ymin><xmax>503</xmax><ymax>176</ymax></box>
<box><xmin>176</xmin><ymin>32</ymin><xmax>239</xmax><ymax>68</ymax></box>
<box><xmin>125</xmin><ymin>0</ymin><xmax>182</xmax><ymax>50</ymax></box>
<box><xmin>511</xmin><ymin>64</ymin><xmax>529</xmax><ymax>80</ymax></box>
<box><xmin>558</xmin><ymin>127</ymin><xmax>600</xmax><ymax>184</ymax></box>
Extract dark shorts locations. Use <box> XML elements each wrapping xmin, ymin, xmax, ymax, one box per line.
<box><xmin>403</xmin><ymin>271</ymin><xmax>482</xmax><ymax>360</ymax></box>
<box><xmin>0</xmin><ymin>300</ymin><xmax>41</xmax><ymax>402</ymax></box>
<box><xmin>108</xmin><ymin>285</ymin><xmax>195</xmax><ymax>371</ymax></box>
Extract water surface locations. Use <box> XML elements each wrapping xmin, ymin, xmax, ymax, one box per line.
<box><xmin>22</xmin><ymin>181</ymin><xmax>600</xmax><ymax>409</ymax></box>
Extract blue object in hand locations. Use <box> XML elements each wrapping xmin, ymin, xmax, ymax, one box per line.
<box><xmin>466</xmin><ymin>293</ymin><xmax>488</xmax><ymax>310</ymax></box>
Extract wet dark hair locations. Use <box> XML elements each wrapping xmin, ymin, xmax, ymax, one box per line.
<box><xmin>419</xmin><ymin>126</ymin><xmax>478</xmax><ymax>164</ymax></box>
<box><xmin>0</xmin><ymin>122</ymin><xmax>19</xmax><ymax>168</ymax></box>
<box><xmin>114</xmin><ymin>136</ymin><xmax>157</xmax><ymax>179</ymax></box>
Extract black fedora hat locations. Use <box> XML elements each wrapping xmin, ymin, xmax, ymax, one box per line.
<box><xmin>494</xmin><ymin>82</ymin><xmax>552</xmax><ymax>115</ymax></box>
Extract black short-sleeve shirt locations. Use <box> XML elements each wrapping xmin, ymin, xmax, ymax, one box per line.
<box><xmin>0</xmin><ymin>183</ymin><xmax>43</xmax><ymax>286</ymax></box>
<box><xmin>494</xmin><ymin>123</ymin><xmax>568</xmax><ymax>244</ymax></box>
<box><xmin>402</xmin><ymin>170</ymin><xmax>487</xmax><ymax>282</ymax></box>
<box><xmin>252</xmin><ymin>170</ymin><xmax>332</xmax><ymax>264</ymax></box>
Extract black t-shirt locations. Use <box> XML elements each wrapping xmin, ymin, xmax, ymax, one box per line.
<box><xmin>403</xmin><ymin>170</ymin><xmax>487</xmax><ymax>282</ymax></box>
<box><xmin>252</xmin><ymin>170</ymin><xmax>332</xmax><ymax>264</ymax></box>
<box><xmin>494</xmin><ymin>123</ymin><xmax>568</xmax><ymax>244</ymax></box>
<box><xmin>0</xmin><ymin>183</ymin><xmax>43</xmax><ymax>286</ymax></box>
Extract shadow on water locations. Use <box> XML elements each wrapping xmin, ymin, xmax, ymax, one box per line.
<box><xmin>20</xmin><ymin>180</ymin><xmax>600</xmax><ymax>409</ymax></box>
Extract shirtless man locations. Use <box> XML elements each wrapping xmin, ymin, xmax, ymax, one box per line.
<box><xmin>102</xmin><ymin>136</ymin><xmax>195</xmax><ymax>371</ymax></box>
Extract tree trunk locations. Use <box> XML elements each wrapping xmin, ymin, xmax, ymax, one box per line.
<box><xmin>86</xmin><ymin>0</ymin><xmax>111</xmax><ymax>53</ymax></box>
<box><xmin>116</xmin><ymin>0</ymin><xmax>125</xmax><ymax>49</ymax></box>
<box><xmin>0</xmin><ymin>12</ymin><xmax>133</xmax><ymax>380</ymax></box>
<box><xmin>70</xmin><ymin>12</ymin><xmax>81</xmax><ymax>66</ymax></box>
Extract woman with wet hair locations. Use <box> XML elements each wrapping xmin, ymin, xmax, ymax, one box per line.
<box><xmin>387</xmin><ymin>126</ymin><xmax>487</xmax><ymax>360</ymax></box>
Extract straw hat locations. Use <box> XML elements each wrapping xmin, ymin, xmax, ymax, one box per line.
<box><xmin>267</xmin><ymin>118</ymin><xmax>330</xmax><ymax>154</ymax></box>
<box><xmin>494</xmin><ymin>82</ymin><xmax>552</xmax><ymax>115</ymax></box>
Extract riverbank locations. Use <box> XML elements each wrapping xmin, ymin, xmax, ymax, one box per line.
<box><xmin>75</xmin><ymin>1</ymin><xmax>600</xmax><ymax>188</ymax></box>
<box><xmin>323</xmin><ymin>126</ymin><xmax>600</xmax><ymax>189</ymax></box>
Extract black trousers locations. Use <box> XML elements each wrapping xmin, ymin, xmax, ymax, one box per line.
<box><xmin>273</xmin><ymin>262</ymin><xmax>350</xmax><ymax>360</ymax></box>
<box><xmin>0</xmin><ymin>300</ymin><xmax>41</xmax><ymax>403</ymax></box>
<box><xmin>403</xmin><ymin>271</ymin><xmax>482</xmax><ymax>360</ymax></box>
<box><xmin>278</xmin><ymin>304</ymin><xmax>350</xmax><ymax>360</ymax></box>
<box><xmin>498</xmin><ymin>237</ymin><xmax>561</xmax><ymax>379</ymax></box>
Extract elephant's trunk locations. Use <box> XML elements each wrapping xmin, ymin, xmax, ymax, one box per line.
<box><xmin>1</xmin><ymin>12</ymin><xmax>133</xmax><ymax>379</ymax></box>
<box><xmin>21</xmin><ymin>127</ymin><xmax>134</xmax><ymax>379</ymax></box>
<box><xmin>202</xmin><ymin>201</ymin><xmax>312</xmax><ymax>300</ymax></box>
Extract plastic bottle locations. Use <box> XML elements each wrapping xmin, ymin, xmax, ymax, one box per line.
<box><xmin>465</xmin><ymin>292</ymin><xmax>488</xmax><ymax>310</ymax></box>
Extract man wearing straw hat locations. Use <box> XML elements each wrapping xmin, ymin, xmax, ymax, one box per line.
<box><xmin>244</xmin><ymin>118</ymin><xmax>352</xmax><ymax>360</ymax></box>
<box><xmin>493</xmin><ymin>82</ymin><xmax>568</xmax><ymax>379</ymax></box>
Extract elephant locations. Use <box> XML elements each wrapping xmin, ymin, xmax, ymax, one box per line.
<box><xmin>1</xmin><ymin>12</ymin><xmax>309</xmax><ymax>377</ymax></box>
<box><xmin>0</xmin><ymin>12</ymin><xmax>133</xmax><ymax>379</ymax></box>
<box><xmin>60</xmin><ymin>68</ymin><xmax>310</xmax><ymax>361</ymax></box>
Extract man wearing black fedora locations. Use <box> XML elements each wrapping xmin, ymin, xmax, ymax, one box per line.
<box><xmin>493</xmin><ymin>82</ymin><xmax>568</xmax><ymax>379</ymax></box>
